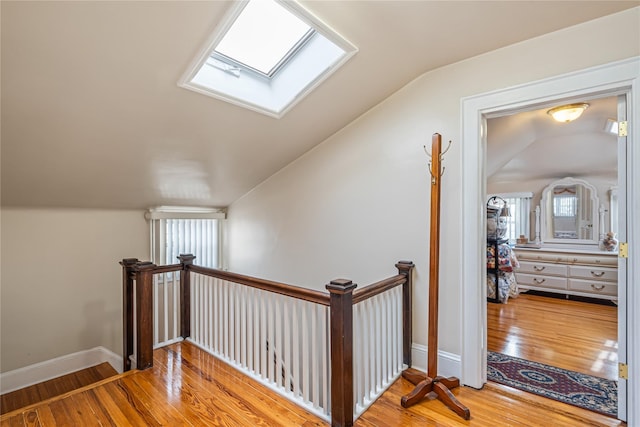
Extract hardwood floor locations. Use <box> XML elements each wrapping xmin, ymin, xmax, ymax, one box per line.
<box><xmin>487</xmin><ymin>292</ymin><xmax>618</xmax><ymax>380</ymax></box>
<box><xmin>1</xmin><ymin>340</ymin><xmax>625</xmax><ymax>426</ymax></box>
<box><xmin>0</xmin><ymin>362</ymin><xmax>118</xmax><ymax>415</ymax></box>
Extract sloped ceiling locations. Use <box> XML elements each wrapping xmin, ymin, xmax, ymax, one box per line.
<box><xmin>487</xmin><ymin>96</ymin><xmax>619</xmax><ymax>186</ymax></box>
<box><xmin>1</xmin><ymin>1</ymin><xmax>636</xmax><ymax>209</ymax></box>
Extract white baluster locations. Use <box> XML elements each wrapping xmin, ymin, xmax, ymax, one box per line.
<box><xmin>173</xmin><ymin>273</ymin><xmax>179</xmax><ymax>342</ymax></box>
<box><xmin>260</xmin><ymin>293</ymin><xmax>267</xmax><ymax>379</ymax></box>
<box><xmin>283</xmin><ymin>296</ymin><xmax>291</xmax><ymax>391</ymax></box>
<box><xmin>322</xmin><ymin>305</ymin><xmax>329</xmax><ymax>413</ymax></box>
<box><xmin>302</xmin><ymin>300</ymin><xmax>309</xmax><ymax>403</ymax></box>
<box><xmin>247</xmin><ymin>287</ymin><xmax>254</xmax><ymax>373</ymax></box>
<box><xmin>275</xmin><ymin>295</ymin><xmax>282</xmax><ymax>388</ymax></box>
<box><xmin>292</xmin><ymin>300</ymin><xmax>300</xmax><ymax>398</ymax></box>
<box><xmin>311</xmin><ymin>302</ymin><xmax>319</xmax><ymax>407</ymax></box>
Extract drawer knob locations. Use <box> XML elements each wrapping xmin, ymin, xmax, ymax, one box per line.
<box><xmin>590</xmin><ymin>271</ymin><xmax>606</xmax><ymax>278</ymax></box>
<box><xmin>591</xmin><ymin>284</ymin><xmax>606</xmax><ymax>291</ymax></box>
<box><xmin>534</xmin><ymin>265</ymin><xmax>545</xmax><ymax>271</ymax></box>
<box><xmin>533</xmin><ymin>278</ymin><xmax>546</xmax><ymax>284</ymax></box>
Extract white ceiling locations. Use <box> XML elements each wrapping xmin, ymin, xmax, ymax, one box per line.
<box><xmin>1</xmin><ymin>1</ymin><xmax>636</xmax><ymax>209</ymax></box>
<box><xmin>487</xmin><ymin>96</ymin><xmax>619</xmax><ymax>185</ymax></box>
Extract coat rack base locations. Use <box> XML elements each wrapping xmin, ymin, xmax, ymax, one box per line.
<box><xmin>400</xmin><ymin>368</ymin><xmax>471</xmax><ymax>420</ymax></box>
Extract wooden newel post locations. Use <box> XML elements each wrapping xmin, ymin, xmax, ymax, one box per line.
<box><xmin>396</xmin><ymin>260</ymin><xmax>415</xmax><ymax>367</ymax></box>
<box><xmin>120</xmin><ymin>258</ymin><xmax>138</xmax><ymax>372</ymax></box>
<box><xmin>178</xmin><ymin>254</ymin><xmax>196</xmax><ymax>339</ymax></box>
<box><xmin>133</xmin><ymin>261</ymin><xmax>156</xmax><ymax>370</ymax></box>
<box><xmin>326</xmin><ymin>279</ymin><xmax>357</xmax><ymax>427</ymax></box>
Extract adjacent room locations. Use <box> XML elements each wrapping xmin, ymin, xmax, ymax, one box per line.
<box><xmin>484</xmin><ymin>95</ymin><xmax>621</xmax><ymax>417</ymax></box>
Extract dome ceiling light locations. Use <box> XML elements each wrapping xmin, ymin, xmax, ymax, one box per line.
<box><xmin>547</xmin><ymin>103</ymin><xmax>590</xmax><ymax>123</ymax></box>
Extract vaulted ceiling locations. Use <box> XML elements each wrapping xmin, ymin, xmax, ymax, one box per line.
<box><xmin>487</xmin><ymin>96</ymin><xmax>619</xmax><ymax>186</ymax></box>
<box><xmin>1</xmin><ymin>1</ymin><xmax>636</xmax><ymax>209</ymax></box>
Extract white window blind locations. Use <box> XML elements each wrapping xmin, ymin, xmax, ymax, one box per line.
<box><xmin>147</xmin><ymin>207</ymin><xmax>226</xmax><ymax>268</ymax></box>
<box><xmin>490</xmin><ymin>193</ymin><xmax>533</xmax><ymax>244</ymax></box>
<box><xmin>553</xmin><ymin>195</ymin><xmax>577</xmax><ymax>217</ymax></box>
<box><xmin>163</xmin><ymin>219</ymin><xmax>219</xmax><ymax>267</ymax></box>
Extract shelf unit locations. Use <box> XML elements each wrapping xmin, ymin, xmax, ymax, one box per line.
<box><xmin>487</xmin><ymin>237</ymin><xmax>508</xmax><ymax>303</ymax></box>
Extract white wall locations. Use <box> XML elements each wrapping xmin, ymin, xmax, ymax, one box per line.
<box><xmin>227</xmin><ymin>8</ymin><xmax>640</xmax><ymax>361</ymax></box>
<box><xmin>0</xmin><ymin>208</ymin><xmax>148</xmax><ymax>372</ymax></box>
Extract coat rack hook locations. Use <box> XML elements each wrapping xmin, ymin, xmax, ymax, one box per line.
<box><xmin>427</xmin><ymin>162</ymin><xmax>437</xmax><ymax>184</ymax></box>
<box><xmin>423</xmin><ymin>145</ymin><xmax>432</xmax><ymax>158</ymax></box>
<box><xmin>440</xmin><ymin>140</ymin><xmax>452</xmax><ymax>158</ymax></box>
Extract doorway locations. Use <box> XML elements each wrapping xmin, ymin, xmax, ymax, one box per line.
<box><xmin>460</xmin><ymin>57</ymin><xmax>639</xmax><ymax>423</ymax></box>
<box><xmin>484</xmin><ymin>95</ymin><xmax>619</xmax><ymax>395</ymax></box>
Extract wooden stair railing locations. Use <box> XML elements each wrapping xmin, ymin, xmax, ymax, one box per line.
<box><xmin>120</xmin><ymin>257</ymin><xmax>414</xmax><ymax>427</ymax></box>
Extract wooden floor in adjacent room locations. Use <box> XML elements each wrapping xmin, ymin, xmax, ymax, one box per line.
<box><xmin>487</xmin><ymin>292</ymin><xmax>618</xmax><ymax>381</ymax></box>
<box><xmin>2</xmin><ymin>336</ymin><xmax>624</xmax><ymax>426</ymax></box>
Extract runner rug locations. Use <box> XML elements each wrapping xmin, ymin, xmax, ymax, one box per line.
<box><xmin>487</xmin><ymin>351</ymin><xmax>617</xmax><ymax>416</ymax></box>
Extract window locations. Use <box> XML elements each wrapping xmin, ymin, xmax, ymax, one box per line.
<box><xmin>553</xmin><ymin>194</ymin><xmax>577</xmax><ymax>217</ymax></box>
<box><xmin>213</xmin><ymin>0</ymin><xmax>313</xmax><ymax>77</ymax></box>
<box><xmin>489</xmin><ymin>193</ymin><xmax>533</xmax><ymax>245</ymax></box>
<box><xmin>178</xmin><ymin>0</ymin><xmax>357</xmax><ymax>118</ymax></box>
<box><xmin>146</xmin><ymin>207</ymin><xmax>226</xmax><ymax>268</ymax></box>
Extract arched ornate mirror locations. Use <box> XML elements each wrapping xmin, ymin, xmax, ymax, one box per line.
<box><xmin>540</xmin><ymin>177</ymin><xmax>599</xmax><ymax>245</ymax></box>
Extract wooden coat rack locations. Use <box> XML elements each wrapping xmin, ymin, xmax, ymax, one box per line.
<box><xmin>400</xmin><ymin>133</ymin><xmax>470</xmax><ymax>420</ymax></box>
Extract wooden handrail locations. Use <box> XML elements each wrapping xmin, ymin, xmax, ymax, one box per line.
<box><xmin>151</xmin><ymin>263</ymin><xmax>182</xmax><ymax>274</ymax></box>
<box><xmin>352</xmin><ymin>274</ymin><xmax>406</xmax><ymax>304</ymax></box>
<box><xmin>189</xmin><ymin>264</ymin><xmax>331</xmax><ymax>306</ymax></box>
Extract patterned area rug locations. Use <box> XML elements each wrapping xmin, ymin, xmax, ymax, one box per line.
<box><xmin>487</xmin><ymin>351</ymin><xmax>617</xmax><ymax>416</ymax></box>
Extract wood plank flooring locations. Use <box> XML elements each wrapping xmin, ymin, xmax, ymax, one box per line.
<box><xmin>1</xmin><ymin>338</ymin><xmax>625</xmax><ymax>426</ymax></box>
<box><xmin>0</xmin><ymin>362</ymin><xmax>118</xmax><ymax>415</ymax></box>
<box><xmin>487</xmin><ymin>292</ymin><xmax>618</xmax><ymax>380</ymax></box>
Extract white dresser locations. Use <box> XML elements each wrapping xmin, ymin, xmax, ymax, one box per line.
<box><xmin>513</xmin><ymin>247</ymin><xmax>618</xmax><ymax>301</ymax></box>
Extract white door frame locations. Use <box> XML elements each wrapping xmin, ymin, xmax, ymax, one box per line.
<box><xmin>460</xmin><ymin>57</ymin><xmax>639</xmax><ymax>423</ymax></box>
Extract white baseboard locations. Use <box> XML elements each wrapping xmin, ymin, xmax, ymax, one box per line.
<box><xmin>410</xmin><ymin>343</ymin><xmax>461</xmax><ymax>378</ymax></box>
<box><xmin>0</xmin><ymin>347</ymin><xmax>123</xmax><ymax>394</ymax></box>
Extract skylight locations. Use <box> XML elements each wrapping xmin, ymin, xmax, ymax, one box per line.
<box><xmin>179</xmin><ymin>0</ymin><xmax>357</xmax><ymax>118</ymax></box>
<box><xmin>213</xmin><ymin>0</ymin><xmax>312</xmax><ymax>76</ymax></box>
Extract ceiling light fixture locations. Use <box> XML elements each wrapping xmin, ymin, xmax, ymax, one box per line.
<box><xmin>547</xmin><ymin>103</ymin><xmax>589</xmax><ymax>123</ymax></box>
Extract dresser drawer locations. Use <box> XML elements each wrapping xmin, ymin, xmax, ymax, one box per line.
<box><xmin>566</xmin><ymin>255</ymin><xmax>617</xmax><ymax>267</ymax></box>
<box><xmin>515</xmin><ymin>251</ymin><xmax>568</xmax><ymax>264</ymax></box>
<box><xmin>516</xmin><ymin>273</ymin><xmax>567</xmax><ymax>290</ymax></box>
<box><xmin>517</xmin><ymin>261</ymin><xmax>567</xmax><ymax>276</ymax></box>
<box><xmin>568</xmin><ymin>278</ymin><xmax>617</xmax><ymax>296</ymax></box>
<box><xmin>569</xmin><ymin>265</ymin><xmax>617</xmax><ymax>282</ymax></box>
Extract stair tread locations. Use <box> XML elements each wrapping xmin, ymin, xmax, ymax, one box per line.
<box><xmin>0</xmin><ymin>362</ymin><xmax>119</xmax><ymax>415</ymax></box>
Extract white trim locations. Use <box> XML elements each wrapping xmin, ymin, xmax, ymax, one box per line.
<box><xmin>153</xmin><ymin>336</ymin><xmax>184</xmax><ymax>349</ymax></box>
<box><xmin>461</xmin><ymin>57</ymin><xmax>639</xmax><ymax>423</ymax></box>
<box><xmin>145</xmin><ymin>206</ymin><xmax>227</xmax><ymax>220</ymax></box>
<box><xmin>410</xmin><ymin>343</ymin><xmax>461</xmax><ymax>379</ymax></box>
<box><xmin>0</xmin><ymin>347</ymin><xmax>122</xmax><ymax>394</ymax></box>
<box><xmin>488</xmin><ymin>192</ymin><xmax>534</xmax><ymax>200</ymax></box>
